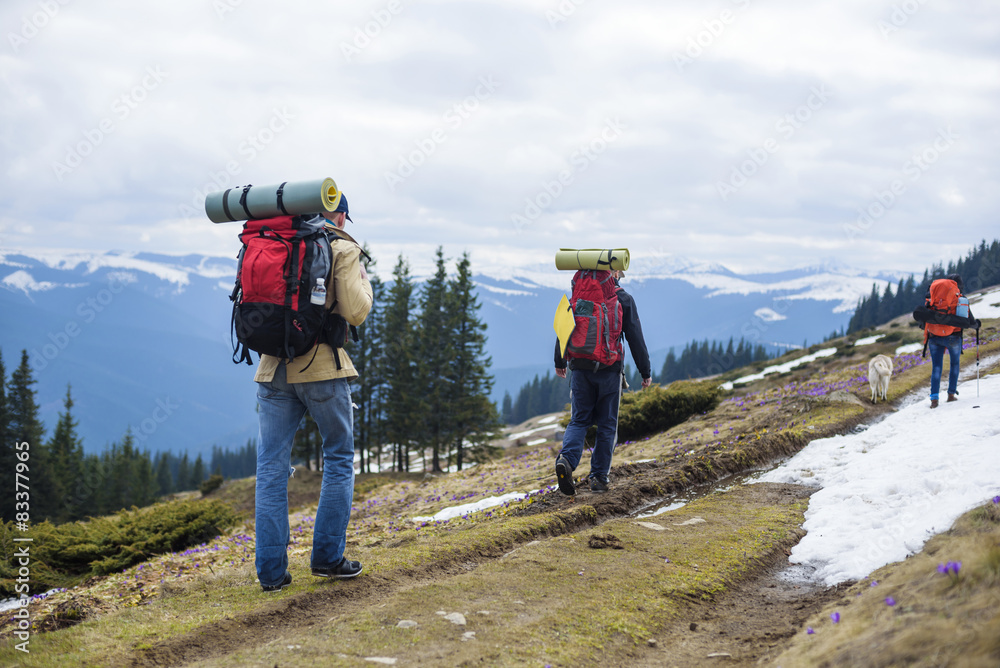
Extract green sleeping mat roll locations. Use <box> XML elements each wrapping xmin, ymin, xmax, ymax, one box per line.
<box><xmin>554</xmin><ymin>248</ymin><xmax>630</xmax><ymax>271</ymax></box>
<box><xmin>205</xmin><ymin>178</ymin><xmax>341</xmax><ymax>223</ymax></box>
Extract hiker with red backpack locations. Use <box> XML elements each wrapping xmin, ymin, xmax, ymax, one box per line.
<box><xmin>235</xmin><ymin>193</ymin><xmax>373</xmax><ymax>592</ymax></box>
<box><xmin>554</xmin><ymin>268</ymin><xmax>651</xmax><ymax>495</ymax></box>
<box><xmin>913</xmin><ymin>274</ymin><xmax>981</xmax><ymax>409</ymax></box>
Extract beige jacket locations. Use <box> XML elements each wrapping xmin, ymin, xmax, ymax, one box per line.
<box><xmin>254</xmin><ymin>226</ymin><xmax>373</xmax><ymax>384</ymax></box>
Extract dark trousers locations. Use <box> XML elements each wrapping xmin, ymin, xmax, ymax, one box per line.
<box><xmin>558</xmin><ymin>366</ymin><xmax>622</xmax><ymax>479</ymax></box>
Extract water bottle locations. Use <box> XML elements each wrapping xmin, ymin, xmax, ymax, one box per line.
<box><xmin>956</xmin><ymin>296</ymin><xmax>969</xmax><ymax>319</ymax></box>
<box><xmin>310</xmin><ymin>278</ymin><xmax>326</xmax><ymax>305</ymax></box>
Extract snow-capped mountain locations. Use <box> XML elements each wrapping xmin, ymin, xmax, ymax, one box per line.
<box><xmin>0</xmin><ymin>248</ymin><xmax>894</xmax><ymax>456</ymax></box>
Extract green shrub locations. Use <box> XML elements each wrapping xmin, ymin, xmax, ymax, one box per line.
<box><xmin>0</xmin><ymin>498</ymin><xmax>239</xmax><ymax>596</ymax></box>
<box><xmin>200</xmin><ymin>474</ymin><xmax>225</xmax><ymax>496</ymax></box>
<box><xmin>616</xmin><ymin>381</ymin><xmax>721</xmax><ymax>442</ymax></box>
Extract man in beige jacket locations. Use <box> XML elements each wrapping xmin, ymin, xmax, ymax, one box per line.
<box><xmin>254</xmin><ymin>194</ymin><xmax>373</xmax><ymax>592</ymax></box>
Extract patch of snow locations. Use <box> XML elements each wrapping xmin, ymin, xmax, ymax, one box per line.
<box><xmin>853</xmin><ymin>334</ymin><xmax>885</xmax><ymax>346</ymax></box>
<box><xmin>526</xmin><ymin>438</ymin><xmax>548</xmax><ymax>446</ymax></box>
<box><xmin>721</xmin><ymin>347</ymin><xmax>838</xmax><ymax>390</ymax></box>
<box><xmin>895</xmin><ymin>343</ymin><xmax>923</xmax><ymax>355</ymax></box>
<box><xmin>412</xmin><ymin>490</ymin><xmax>536</xmax><ymax>523</ymax></box>
<box><xmin>970</xmin><ymin>288</ymin><xmax>1000</xmax><ymax>319</ymax></box>
<box><xmin>507</xmin><ymin>424</ymin><xmax>558</xmax><ymax>439</ymax></box>
<box><xmin>537</xmin><ymin>415</ymin><xmax>560</xmax><ymax>424</ymax></box>
<box><xmin>757</xmin><ymin>373</ymin><xmax>1000</xmax><ymax>586</ymax></box>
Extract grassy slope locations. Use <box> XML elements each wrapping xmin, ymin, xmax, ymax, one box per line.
<box><xmin>1</xmin><ymin>319</ymin><xmax>998</xmax><ymax>666</ymax></box>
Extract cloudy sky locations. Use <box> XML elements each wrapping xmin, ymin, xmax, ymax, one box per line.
<box><xmin>1</xmin><ymin>0</ymin><xmax>997</xmax><ymax>277</ymax></box>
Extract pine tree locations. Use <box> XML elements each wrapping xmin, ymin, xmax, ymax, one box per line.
<box><xmin>445</xmin><ymin>252</ymin><xmax>503</xmax><ymax>469</ymax></box>
<box><xmin>47</xmin><ymin>385</ymin><xmax>85</xmax><ymax>522</ymax></box>
<box><xmin>381</xmin><ymin>255</ymin><xmax>419</xmax><ymax>471</ymax></box>
<box><xmin>133</xmin><ymin>448</ymin><xmax>157</xmax><ymax>508</ymax></box>
<box><xmin>7</xmin><ymin>350</ymin><xmax>45</xmax><ymax>451</ymax></box>
<box><xmin>176</xmin><ymin>452</ymin><xmax>191</xmax><ymax>492</ymax></box>
<box><xmin>8</xmin><ymin>350</ymin><xmax>59</xmax><ymax>521</ymax></box>
<box><xmin>155</xmin><ymin>451</ymin><xmax>173</xmax><ymax>496</ymax></box>
<box><xmin>416</xmin><ymin>247</ymin><xmax>453</xmax><ymax>472</ymax></box>
<box><xmin>352</xmin><ymin>245</ymin><xmax>385</xmax><ymax>473</ymax></box>
<box><xmin>501</xmin><ymin>392</ymin><xmax>513</xmax><ymax>424</ymax></box>
<box><xmin>191</xmin><ymin>454</ymin><xmax>206</xmax><ymax>487</ymax></box>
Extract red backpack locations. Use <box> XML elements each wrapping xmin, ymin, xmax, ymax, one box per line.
<box><xmin>230</xmin><ymin>214</ymin><xmax>352</xmax><ymax>367</ymax></box>
<box><xmin>565</xmin><ymin>270</ymin><xmax>623</xmax><ymax>367</ymax></box>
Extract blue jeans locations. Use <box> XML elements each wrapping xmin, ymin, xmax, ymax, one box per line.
<box><xmin>255</xmin><ymin>363</ymin><xmax>355</xmax><ymax>587</ymax></box>
<box><xmin>928</xmin><ymin>333</ymin><xmax>962</xmax><ymax>400</ymax></box>
<box><xmin>558</xmin><ymin>366</ymin><xmax>623</xmax><ymax>480</ymax></box>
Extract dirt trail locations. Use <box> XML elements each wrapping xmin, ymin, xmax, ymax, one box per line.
<box><xmin>124</xmin><ymin>407</ymin><xmax>887</xmax><ymax>666</ymax></box>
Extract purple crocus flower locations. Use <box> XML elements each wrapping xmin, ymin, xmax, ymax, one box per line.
<box><xmin>885</xmin><ymin>597</ymin><xmax>896</xmax><ymax>606</ymax></box>
<box><xmin>993</xmin><ymin>495</ymin><xmax>1000</xmax><ymax>504</ymax></box>
<box><xmin>806</xmin><ymin>627</ymin><xmax>815</xmax><ymax>635</ymax></box>
<box><xmin>830</xmin><ymin>612</ymin><xmax>840</xmax><ymax>623</ymax></box>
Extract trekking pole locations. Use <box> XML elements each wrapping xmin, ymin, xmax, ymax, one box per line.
<box><xmin>976</xmin><ymin>326</ymin><xmax>980</xmax><ymax>398</ymax></box>
<box><xmin>612</xmin><ymin>370</ymin><xmax>626</xmax><ymax>450</ymax></box>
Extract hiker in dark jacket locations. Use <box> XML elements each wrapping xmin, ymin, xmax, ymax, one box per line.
<box><xmin>926</xmin><ymin>274</ymin><xmax>979</xmax><ymax>408</ymax></box>
<box><xmin>553</xmin><ymin>269</ymin><xmax>651</xmax><ymax>494</ymax></box>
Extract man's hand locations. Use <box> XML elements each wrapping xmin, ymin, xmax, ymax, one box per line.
<box><xmin>555</xmin><ymin>368</ymin><xmax>567</xmax><ymax>379</ymax></box>
<box><xmin>641</xmin><ymin>376</ymin><xmax>652</xmax><ymax>389</ymax></box>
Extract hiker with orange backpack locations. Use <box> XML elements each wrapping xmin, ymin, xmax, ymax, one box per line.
<box><xmin>554</xmin><ymin>268</ymin><xmax>651</xmax><ymax>494</ymax></box>
<box><xmin>913</xmin><ymin>274</ymin><xmax>981</xmax><ymax>409</ymax></box>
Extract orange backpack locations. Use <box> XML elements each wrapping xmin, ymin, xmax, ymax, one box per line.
<box><xmin>923</xmin><ymin>278</ymin><xmax>962</xmax><ymax>338</ymax></box>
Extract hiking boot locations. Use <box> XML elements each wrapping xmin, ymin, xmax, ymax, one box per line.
<box><xmin>589</xmin><ymin>475</ymin><xmax>609</xmax><ymax>493</ymax></box>
<box><xmin>930</xmin><ymin>399</ymin><xmax>939</xmax><ymax>409</ymax></box>
<box><xmin>261</xmin><ymin>571</ymin><xmax>292</xmax><ymax>592</ymax></box>
<box><xmin>555</xmin><ymin>455</ymin><xmax>576</xmax><ymax>496</ymax></box>
<box><xmin>947</xmin><ymin>394</ymin><xmax>958</xmax><ymax>402</ymax></box>
<box><xmin>312</xmin><ymin>556</ymin><xmax>363</xmax><ymax>579</ymax></box>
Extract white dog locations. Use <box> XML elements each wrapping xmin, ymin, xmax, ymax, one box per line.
<box><xmin>868</xmin><ymin>354</ymin><xmax>893</xmax><ymax>403</ymax></box>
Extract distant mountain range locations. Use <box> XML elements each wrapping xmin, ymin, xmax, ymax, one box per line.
<box><xmin>0</xmin><ymin>248</ymin><xmax>897</xmax><ymax>457</ymax></box>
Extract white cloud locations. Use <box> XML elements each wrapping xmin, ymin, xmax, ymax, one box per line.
<box><xmin>0</xmin><ymin>0</ymin><xmax>997</xmax><ymax>277</ymax></box>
